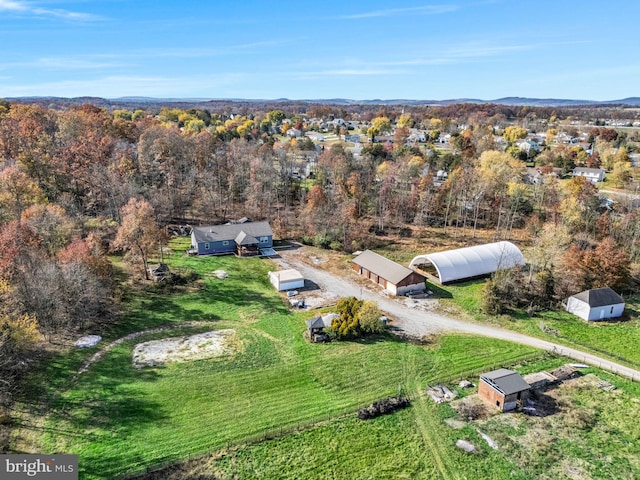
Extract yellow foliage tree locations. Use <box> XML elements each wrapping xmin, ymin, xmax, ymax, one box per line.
<box><xmin>397</xmin><ymin>113</ymin><xmax>414</xmax><ymax>129</ymax></box>
<box><xmin>0</xmin><ymin>313</ymin><xmax>41</xmax><ymax>353</ymax></box>
<box><xmin>503</xmin><ymin>126</ymin><xmax>528</xmax><ymax>143</ymax></box>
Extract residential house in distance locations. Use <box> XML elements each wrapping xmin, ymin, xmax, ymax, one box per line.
<box><xmin>566</xmin><ymin>287</ymin><xmax>625</xmax><ymax>321</ymax></box>
<box><xmin>479</xmin><ymin>369</ymin><xmax>530</xmax><ymax>412</ymax></box>
<box><xmin>524</xmin><ymin>167</ymin><xmax>543</xmax><ymax>185</ymax></box>
<box><xmin>190</xmin><ymin>221</ymin><xmax>273</xmax><ymax>256</ymax></box>
<box><xmin>515</xmin><ymin>139</ymin><xmax>541</xmax><ymax>154</ymax></box>
<box><xmin>352</xmin><ymin>250</ymin><xmax>426</xmax><ymax>296</ymax></box>
<box><xmin>287</xmin><ymin>128</ymin><xmax>303</xmax><ymax>138</ymax></box>
<box><xmin>572</xmin><ymin>167</ymin><xmax>605</xmax><ymax>184</ymax></box>
<box><xmin>407</xmin><ymin>129</ymin><xmax>427</xmax><ymax>143</ymax></box>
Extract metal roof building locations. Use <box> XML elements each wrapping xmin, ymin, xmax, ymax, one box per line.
<box><xmin>408</xmin><ymin>241</ymin><xmax>525</xmax><ymax>284</ymax></box>
<box><xmin>352</xmin><ymin>250</ymin><xmax>426</xmax><ymax>296</ymax></box>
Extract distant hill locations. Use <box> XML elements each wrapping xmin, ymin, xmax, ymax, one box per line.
<box><xmin>5</xmin><ymin>96</ymin><xmax>640</xmax><ymax>109</ymax></box>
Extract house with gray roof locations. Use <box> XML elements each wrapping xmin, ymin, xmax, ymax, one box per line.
<box><xmin>479</xmin><ymin>368</ymin><xmax>530</xmax><ymax>412</ymax></box>
<box><xmin>566</xmin><ymin>287</ymin><xmax>625</xmax><ymax>321</ymax></box>
<box><xmin>352</xmin><ymin>250</ymin><xmax>426</xmax><ymax>296</ymax></box>
<box><xmin>190</xmin><ymin>221</ymin><xmax>273</xmax><ymax>256</ymax></box>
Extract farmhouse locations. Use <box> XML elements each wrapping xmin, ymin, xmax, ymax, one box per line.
<box><xmin>190</xmin><ymin>221</ymin><xmax>273</xmax><ymax>256</ymax></box>
<box><xmin>566</xmin><ymin>287</ymin><xmax>625</xmax><ymax>321</ymax></box>
<box><xmin>352</xmin><ymin>250</ymin><xmax>426</xmax><ymax>296</ymax></box>
<box><xmin>479</xmin><ymin>368</ymin><xmax>530</xmax><ymax>412</ymax></box>
<box><xmin>408</xmin><ymin>241</ymin><xmax>525</xmax><ymax>284</ymax></box>
<box><xmin>268</xmin><ymin>269</ymin><xmax>305</xmax><ymax>292</ymax></box>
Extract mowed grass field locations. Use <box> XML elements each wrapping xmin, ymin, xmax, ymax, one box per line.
<box><xmin>173</xmin><ymin>367</ymin><xmax>640</xmax><ymax>480</ymax></box>
<box><xmin>16</xmin><ymin>239</ymin><xmax>545</xmax><ymax>479</ymax></box>
<box><xmin>433</xmin><ymin>279</ymin><xmax>640</xmax><ymax>369</ymax></box>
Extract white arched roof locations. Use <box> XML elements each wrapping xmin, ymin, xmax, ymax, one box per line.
<box><xmin>409</xmin><ymin>241</ymin><xmax>525</xmax><ymax>284</ymax></box>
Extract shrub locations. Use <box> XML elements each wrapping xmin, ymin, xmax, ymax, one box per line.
<box><xmin>357</xmin><ymin>396</ymin><xmax>410</xmax><ymax>420</ymax></box>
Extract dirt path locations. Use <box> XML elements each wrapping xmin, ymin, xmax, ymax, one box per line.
<box><xmin>76</xmin><ymin>321</ymin><xmax>209</xmax><ymax>375</ymax></box>
<box><xmin>276</xmin><ymin>249</ymin><xmax>640</xmax><ymax>382</ymax></box>
<box><xmin>412</xmin><ymin>391</ymin><xmax>457</xmax><ymax>480</ymax></box>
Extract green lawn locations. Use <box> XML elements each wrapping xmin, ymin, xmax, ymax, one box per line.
<box><xmin>140</xmin><ymin>359</ymin><xmax>640</xmax><ymax>480</ymax></box>
<box><xmin>20</xmin><ymin>240</ymin><xmax>541</xmax><ymax>479</ymax></box>
<box><xmin>438</xmin><ymin>280</ymin><xmax>640</xmax><ymax>369</ymax></box>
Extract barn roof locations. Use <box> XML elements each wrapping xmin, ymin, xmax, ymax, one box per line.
<box><xmin>353</xmin><ymin>250</ymin><xmax>421</xmax><ymax>285</ymax></box>
<box><xmin>192</xmin><ymin>221</ymin><xmax>272</xmax><ymax>243</ymax></box>
<box><xmin>409</xmin><ymin>241</ymin><xmax>525</xmax><ymax>284</ymax></box>
<box><xmin>570</xmin><ymin>287</ymin><xmax>624</xmax><ymax>307</ymax></box>
<box><xmin>480</xmin><ymin>368</ymin><xmax>530</xmax><ymax>395</ymax></box>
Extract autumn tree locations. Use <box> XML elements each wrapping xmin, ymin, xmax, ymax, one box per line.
<box><xmin>367</xmin><ymin>116</ymin><xmax>391</xmax><ymax>141</ymax></box>
<box><xmin>332</xmin><ymin>296</ymin><xmax>364</xmax><ymax>339</ymax></box>
<box><xmin>503</xmin><ymin>126</ymin><xmax>528</xmax><ymax>143</ymax></box>
<box><xmin>58</xmin><ymin>234</ymin><xmax>113</xmax><ymax>279</ymax></box>
<box><xmin>477</xmin><ymin>150</ymin><xmax>526</xmax><ymax>235</ymax></box>
<box><xmin>112</xmin><ymin>198</ymin><xmax>162</xmax><ymax>279</ymax></box>
<box><xmin>0</xmin><ymin>166</ymin><xmax>47</xmax><ymax>223</ymax></box>
<box><xmin>560</xmin><ymin>237</ymin><xmax>630</xmax><ymax>295</ymax></box>
<box><xmin>559</xmin><ymin>176</ymin><xmax>600</xmax><ymax>233</ymax></box>
<box><xmin>355</xmin><ymin>301</ymin><xmax>385</xmax><ymax>334</ymax></box>
<box><xmin>609</xmin><ymin>160</ymin><xmax>632</xmax><ymax>188</ymax></box>
<box><xmin>21</xmin><ymin>204</ymin><xmax>75</xmax><ymax>257</ymax></box>
<box><xmin>481</xmin><ymin>266</ymin><xmax>527</xmax><ymax>314</ymax></box>
<box><xmin>0</xmin><ymin>308</ymin><xmax>41</xmax><ymax>401</ymax></box>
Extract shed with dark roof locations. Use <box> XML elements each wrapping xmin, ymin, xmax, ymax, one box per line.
<box><xmin>352</xmin><ymin>250</ymin><xmax>426</xmax><ymax>296</ymax></box>
<box><xmin>566</xmin><ymin>287</ymin><xmax>624</xmax><ymax>321</ymax></box>
<box><xmin>479</xmin><ymin>368</ymin><xmax>530</xmax><ymax>412</ymax></box>
<box><xmin>305</xmin><ymin>316</ymin><xmax>329</xmax><ymax>342</ymax></box>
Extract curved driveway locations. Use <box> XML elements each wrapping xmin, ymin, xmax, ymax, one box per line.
<box><xmin>276</xmin><ymin>250</ymin><xmax>640</xmax><ymax>382</ymax></box>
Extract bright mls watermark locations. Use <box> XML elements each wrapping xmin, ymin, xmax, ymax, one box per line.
<box><xmin>1</xmin><ymin>455</ymin><xmax>77</xmax><ymax>479</ymax></box>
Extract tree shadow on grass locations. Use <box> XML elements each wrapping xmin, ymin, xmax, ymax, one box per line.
<box><xmin>425</xmin><ymin>282</ymin><xmax>453</xmax><ymax>299</ymax></box>
<box><xmin>45</xmin><ymin>349</ymin><xmax>170</xmax><ymax>478</ymax></box>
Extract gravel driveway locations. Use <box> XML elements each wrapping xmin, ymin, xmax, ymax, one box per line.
<box><xmin>276</xmin><ymin>248</ymin><xmax>640</xmax><ymax>382</ymax></box>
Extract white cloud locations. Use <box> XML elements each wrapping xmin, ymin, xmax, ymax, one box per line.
<box><xmin>0</xmin><ymin>73</ymin><xmax>247</xmax><ymax>98</ymax></box>
<box><xmin>0</xmin><ymin>0</ymin><xmax>102</xmax><ymax>21</ymax></box>
<box><xmin>294</xmin><ymin>68</ymin><xmax>407</xmax><ymax>79</ymax></box>
<box><xmin>340</xmin><ymin>4</ymin><xmax>459</xmax><ymax>19</ymax></box>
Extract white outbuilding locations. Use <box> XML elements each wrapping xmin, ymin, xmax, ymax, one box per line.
<box><xmin>268</xmin><ymin>269</ymin><xmax>305</xmax><ymax>291</ymax></box>
<box><xmin>408</xmin><ymin>241</ymin><xmax>525</xmax><ymax>284</ymax></box>
<box><xmin>566</xmin><ymin>287</ymin><xmax>625</xmax><ymax>321</ymax></box>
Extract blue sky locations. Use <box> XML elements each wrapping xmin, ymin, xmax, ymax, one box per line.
<box><xmin>0</xmin><ymin>0</ymin><xmax>638</xmax><ymax>100</ymax></box>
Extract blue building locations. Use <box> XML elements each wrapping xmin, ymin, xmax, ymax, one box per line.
<box><xmin>190</xmin><ymin>221</ymin><xmax>273</xmax><ymax>256</ymax></box>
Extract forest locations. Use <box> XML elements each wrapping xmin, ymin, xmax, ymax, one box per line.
<box><xmin>0</xmin><ymin>97</ymin><xmax>639</xmax><ymax>419</ymax></box>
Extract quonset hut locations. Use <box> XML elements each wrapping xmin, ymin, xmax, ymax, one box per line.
<box><xmin>408</xmin><ymin>241</ymin><xmax>525</xmax><ymax>284</ymax></box>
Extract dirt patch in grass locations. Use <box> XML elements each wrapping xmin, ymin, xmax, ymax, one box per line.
<box><xmin>132</xmin><ymin>330</ymin><xmax>240</xmax><ymax>368</ymax></box>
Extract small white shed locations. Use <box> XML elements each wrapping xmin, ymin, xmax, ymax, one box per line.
<box><xmin>566</xmin><ymin>287</ymin><xmax>625</xmax><ymax>321</ymax></box>
<box><xmin>268</xmin><ymin>269</ymin><xmax>305</xmax><ymax>291</ymax></box>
